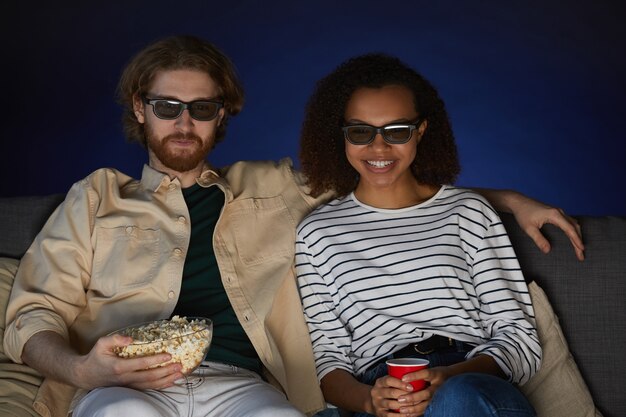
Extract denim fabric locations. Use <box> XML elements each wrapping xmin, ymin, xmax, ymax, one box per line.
<box><xmin>426</xmin><ymin>373</ymin><xmax>535</xmax><ymax>416</ymax></box>
<box><xmin>312</xmin><ymin>407</ymin><xmax>342</xmax><ymax>417</ymax></box>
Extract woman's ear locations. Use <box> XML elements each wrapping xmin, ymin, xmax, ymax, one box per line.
<box><xmin>416</xmin><ymin>119</ymin><xmax>428</xmax><ymax>143</ymax></box>
<box><xmin>133</xmin><ymin>94</ymin><xmax>145</xmax><ymax>123</ymax></box>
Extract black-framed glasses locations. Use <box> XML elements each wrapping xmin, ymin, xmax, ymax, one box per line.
<box><xmin>142</xmin><ymin>95</ymin><xmax>223</xmax><ymax>121</ymax></box>
<box><xmin>342</xmin><ymin>118</ymin><xmax>423</xmax><ymax>145</ymax></box>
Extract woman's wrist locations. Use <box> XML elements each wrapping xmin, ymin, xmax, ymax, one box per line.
<box><xmin>362</xmin><ymin>385</ymin><xmax>376</xmax><ymax>414</ymax></box>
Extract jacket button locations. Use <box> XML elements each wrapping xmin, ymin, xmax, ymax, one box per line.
<box><xmin>174</xmin><ymin>248</ymin><xmax>183</xmax><ymax>256</ymax></box>
<box><xmin>168</xmin><ymin>291</ymin><xmax>175</xmax><ymax>299</ymax></box>
<box><xmin>178</xmin><ymin>216</ymin><xmax>186</xmax><ymax>223</ymax></box>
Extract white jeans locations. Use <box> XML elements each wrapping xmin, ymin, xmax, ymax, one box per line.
<box><xmin>72</xmin><ymin>361</ymin><xmax>305</xmax><ymax>417</ymax></box>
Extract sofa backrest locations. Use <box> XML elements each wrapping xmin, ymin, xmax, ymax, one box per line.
<box><xmin>0</xmin><ymin>194</ymin><xmax>65</xmax><ymax>258</ymax></box>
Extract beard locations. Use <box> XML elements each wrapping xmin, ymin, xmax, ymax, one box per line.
<box><xmin>145</xmin><ymin>125</ymin><xmax>214</xmax><ymax>173</ymax></box>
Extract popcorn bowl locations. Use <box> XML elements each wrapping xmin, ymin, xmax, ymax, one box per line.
<box><xmin>111</xmin><ymin>316</ymin><xmax>213</xmax><ymax>375</ymax></box>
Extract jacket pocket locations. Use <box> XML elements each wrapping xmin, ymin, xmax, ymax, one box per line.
<box><xmin>92</xmin><ymin>226</ymin><xmax>160</xmax><ymax>296</ymax></box>
<box><xmin>230</xmin><ymin>196</ymin><xmax>296</xmax><ymax>265</ymax></box>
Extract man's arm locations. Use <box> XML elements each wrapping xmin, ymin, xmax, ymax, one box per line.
<box><xmin>473</xmin><ymin>188</ymin><xmax>585</xmax><ymax>261</ymax></box>
<box><xmin>22</xmin><ymin>330</ymin><xmax>183</xmax><ymax>390</ymax></box>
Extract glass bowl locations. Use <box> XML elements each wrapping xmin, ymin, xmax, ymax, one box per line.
<box><xmin>111</xmin><ymin>316</ymin><xmax>213</xmax><ymax>375</ymax></box>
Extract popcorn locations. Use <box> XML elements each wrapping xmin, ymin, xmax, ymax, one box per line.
<box><xmin>113</xmin><ymin>316</ymin><xmax>212</xmax><ymax>374</ymax></box>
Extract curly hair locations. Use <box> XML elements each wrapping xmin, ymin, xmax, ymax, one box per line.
<box><xmin>299</xmin><ymin>53</ymin><xmax>460</xmax><ymax>197</ymax></box>
<box><xmin>117</xmin><ymin>35</ymin><xmax>244</xmax><ymax>146</ymax></box>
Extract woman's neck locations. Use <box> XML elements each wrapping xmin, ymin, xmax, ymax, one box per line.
<box><xmin>353</xmin><ymin>180</ymin><xmax>440</xmax><ymax>209</ymax></box>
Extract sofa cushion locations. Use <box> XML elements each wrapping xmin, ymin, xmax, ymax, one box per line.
<box><xmin>0</xmin><ymin>257</ymin><xmax>42</xmax><ymax>416</ymax></box>
<box><xmin>521</xmin><ymin>281</ymin><xmax>601</xmax><ymax>417</ymax></box>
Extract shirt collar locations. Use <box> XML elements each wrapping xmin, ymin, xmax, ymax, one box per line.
<box><xmin>140</xmin><ymin>163</ymin><xmax>224</xmax><ymax>193</ymax></box>
<box><xmin>196</xmin><ymin>165</ymin><xmax>221</xmax><ymax>187</ymax></box>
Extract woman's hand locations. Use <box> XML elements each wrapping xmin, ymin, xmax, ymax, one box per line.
<box><xmin>369</xmin><ymin>374</ymin><xmax>420</xmax><ymax>416</ymax></box>
<box><xmin>369</xmin><ymin>366</ymin><xmax>452</xmax><ymax>416</ymax></box>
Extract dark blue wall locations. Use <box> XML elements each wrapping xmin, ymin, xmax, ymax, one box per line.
<box><xmin>2</xmin><ymin>1</ymin><xmax>625</xmax><ymax>215</ymax></box>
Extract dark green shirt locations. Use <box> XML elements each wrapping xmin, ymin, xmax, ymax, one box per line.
<box><xmin>173</xmin><ymin>183</ymin><xmax>261</xmax><ymax>373</ymax></box>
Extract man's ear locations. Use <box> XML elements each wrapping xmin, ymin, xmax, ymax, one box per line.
<box><xmin>217</xmin><ymin>108</ymin><xmax>225</xmax><ymax>126</ymax></box>
<box><xmin>133</xmin><ymin>94</ymin><xmax>145</xmax><ymax>123</ymax></box>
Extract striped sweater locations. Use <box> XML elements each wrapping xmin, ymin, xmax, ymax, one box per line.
<box><xmin>295</xmin><ymin>186</ymin><xmax>540</xmax><ymax>385</ymax></box>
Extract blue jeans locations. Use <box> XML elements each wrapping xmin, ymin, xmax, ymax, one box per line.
<box><xmin>315</xmin><ymin>349</ymin><xmax>535</xmax><ymax>417</ymax></box>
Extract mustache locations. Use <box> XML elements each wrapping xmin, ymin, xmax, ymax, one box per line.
<box><xmin>162</xmin><ymin>133</ymin><xmax>202</xmax><ymax>143</ymax></box>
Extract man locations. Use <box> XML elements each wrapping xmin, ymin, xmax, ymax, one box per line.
<box><xmin>3</xmin><ymin>35</ymin><xmax>583</xmax><ymax>417</ymax></box>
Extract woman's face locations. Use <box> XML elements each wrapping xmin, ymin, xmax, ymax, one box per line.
<box><xmin>344</xmin><ymin>84</ymin><xmax>426</xmax><ymax>195</ymax></box>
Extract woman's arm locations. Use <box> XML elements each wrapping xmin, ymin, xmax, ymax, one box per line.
<box><xmin>467</xmin><ymin>207</ymin><xmax>542</xmax><ymax>385</ymax></box>
<box><xmin>320</xmin><ymin>369</ymin><xmax>376</xmax><ymax>415</ymax></box>
<box><xmin>472</xmin><ymin>188</ymin><xmax>584</xmax><ymax>260</ymax></box>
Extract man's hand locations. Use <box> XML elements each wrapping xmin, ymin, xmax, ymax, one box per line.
<box><xmin>22</xmin><ymin>331</ymin><xmax>184</xmax><ymax>392</ymax></box>
<box><xmin>73</xmin><ymin>333</ymin><xmax>184</xmax><ymax>390</ymax></box>
<box><xmin>473</xmin><ymin>188</ymin><xmax>585</xmax><ymax>261</ymax></box>
<box><xmin>508</xmin><ymin>193</ymin><xmax>585</xmax><ymax>261</ymax></box>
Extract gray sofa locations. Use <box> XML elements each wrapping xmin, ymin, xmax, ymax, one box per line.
<box><xmin>0</xmin><ymin>194</ymin><xmax>624</xmax><ymax>416</ymax></box>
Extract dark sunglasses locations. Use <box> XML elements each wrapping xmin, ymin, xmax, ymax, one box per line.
<box><xmin>342</xmin><ymin>118</ymin><xmax>423</xmax><ymax>145</ymax></box>
<box><xmin>142</xmin><ymin>95</ymin><xmax>223</xmax><ymax>121</ymax></box>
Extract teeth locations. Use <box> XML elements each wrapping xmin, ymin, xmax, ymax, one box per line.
<box><xmin>367</xmin><ymin>160</ymin><xmax>393</xmax><ymax>168</ymax></box>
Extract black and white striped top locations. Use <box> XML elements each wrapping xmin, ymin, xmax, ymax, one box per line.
<box><xmin>295</xmin><ymin>186</ymin><xmax>540</xmax><ymax>385</ymax></box>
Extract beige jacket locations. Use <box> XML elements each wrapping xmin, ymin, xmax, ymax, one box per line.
<box><xmin>3</xmin><ymin>159</ymin><xmax>331</xmax><ymax>417</ymax></box>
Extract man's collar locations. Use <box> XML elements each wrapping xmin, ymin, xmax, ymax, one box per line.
<box><xmin>140</xmin><ymin>163</ymin><xmax>222</xmax><ymax>192</ymax></box>
<box><xmin>140</xmin><ymin>164</ymin><xmax>170</xmax><ymax>192</ymax></box>
<box><xmin>196</xmin><ymin>166</ymin><xmax>221</xmax><ymax>187</ymax></box>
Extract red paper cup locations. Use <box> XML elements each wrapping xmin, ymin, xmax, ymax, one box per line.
<box><xmin>386</xmin><ymin>358</ymin><xmax>430</xmax><ymax>391</ymax></box>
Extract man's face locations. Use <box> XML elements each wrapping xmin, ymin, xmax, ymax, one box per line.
<box><xmin>134</xmin><ymin>69</ymin><xmax>224</xmax><ymax>174</ymax></box>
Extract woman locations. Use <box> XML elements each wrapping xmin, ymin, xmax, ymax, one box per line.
<box><xmin>296</xmin><ymin>54</ymin><xmax>539</xmax><ymax>416</ymax></box>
